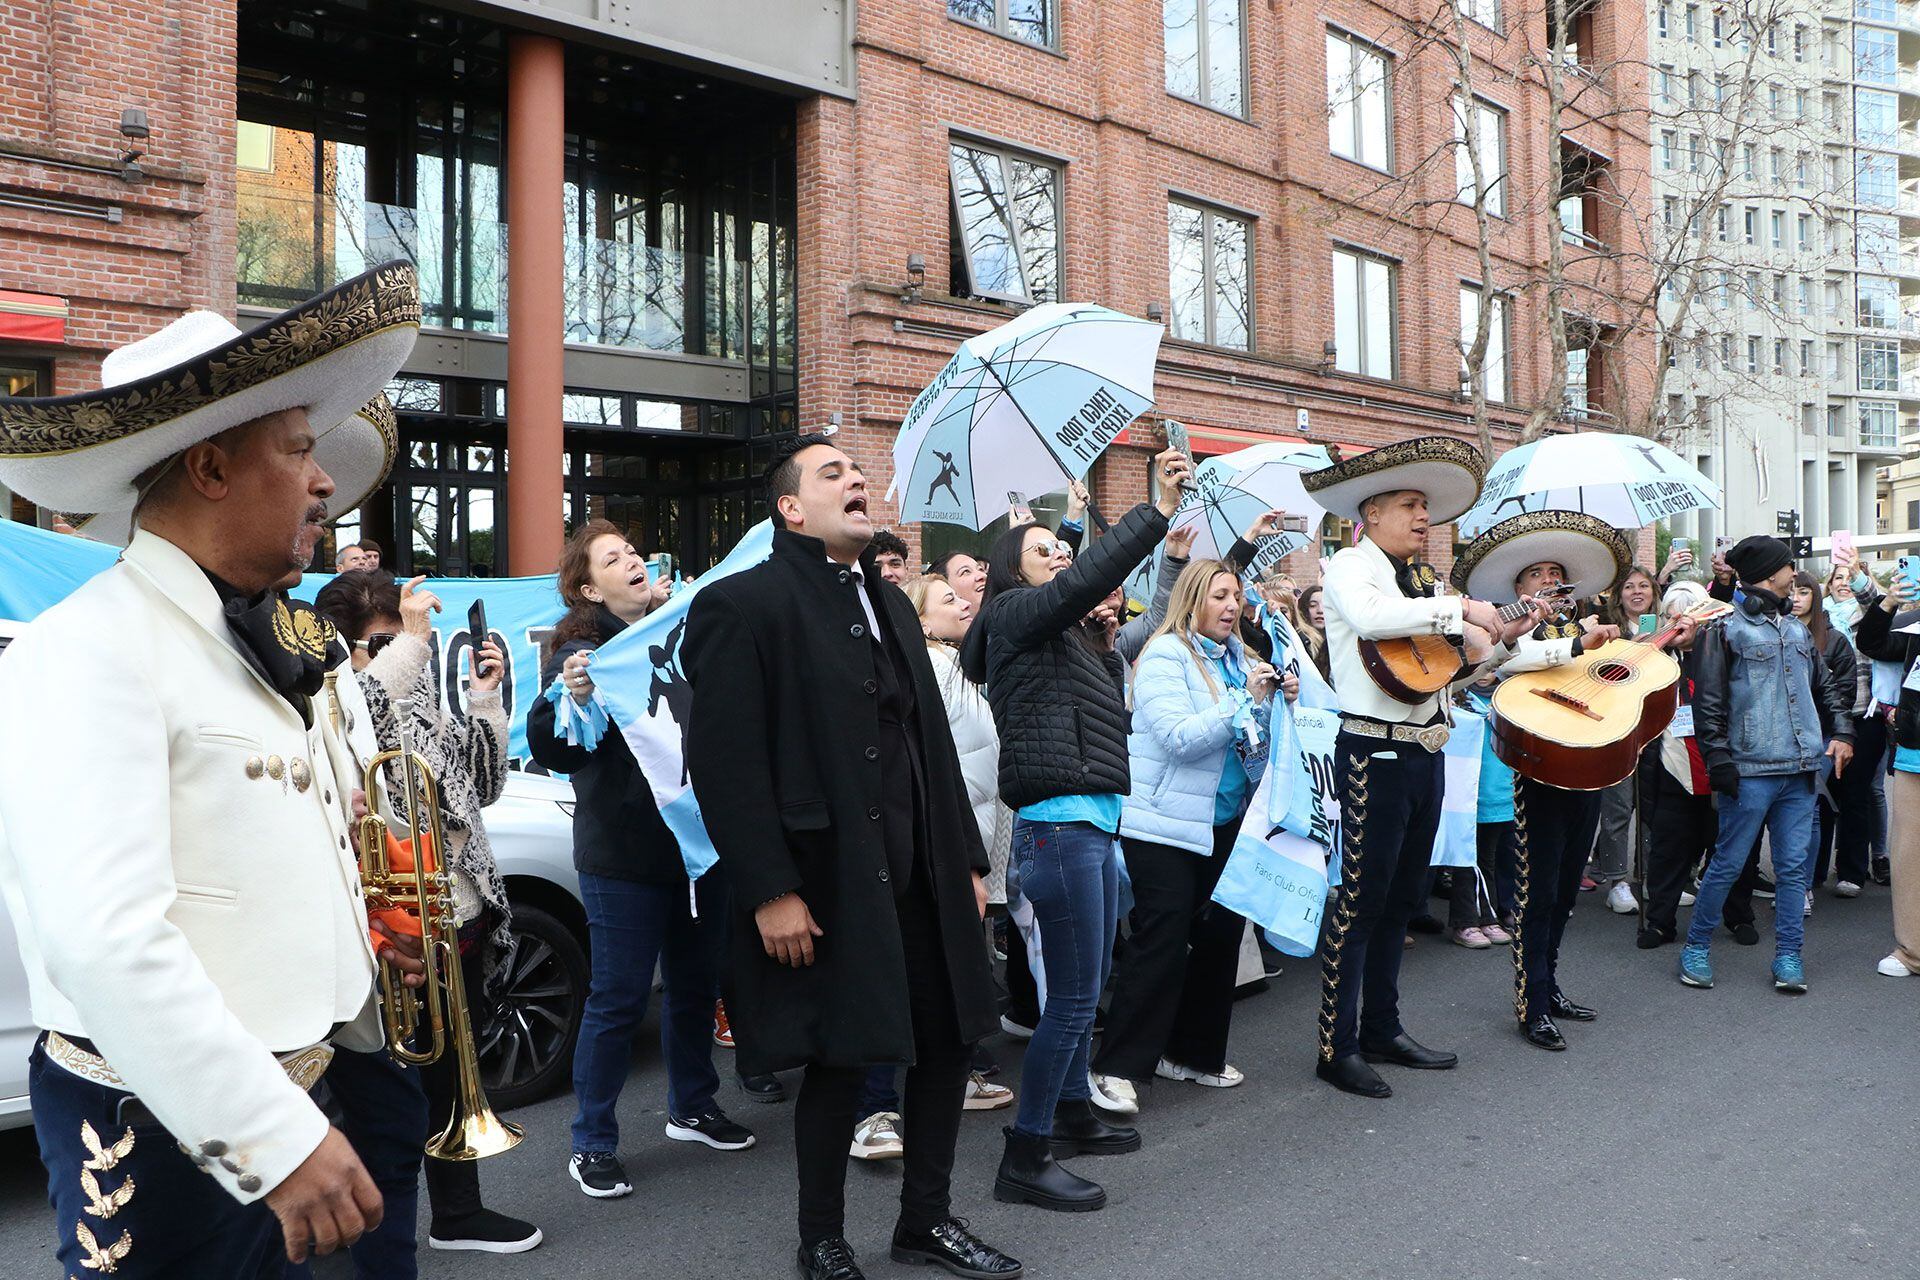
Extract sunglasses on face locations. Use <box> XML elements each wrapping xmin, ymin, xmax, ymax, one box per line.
<box><xmin>353</xmin><ymin>633</ymin><xmax>399</xmax><ymax>658</ymax></box>
<box><xmin>1027</xmin><ymin>540</ymin><xmax>1073</xmax><ymax>559</ymax></box>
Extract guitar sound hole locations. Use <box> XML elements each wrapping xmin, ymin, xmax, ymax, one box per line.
<box><xmin>1591</xmin><ymin>661</ymin><xmax>1633</xmax><ymax>684</ymax></box>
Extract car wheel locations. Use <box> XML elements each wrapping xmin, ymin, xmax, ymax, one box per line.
<box><xmin>476</xmin><ymin>902</ymin><xmax>587</xmax><ymax>1111</ymax></box>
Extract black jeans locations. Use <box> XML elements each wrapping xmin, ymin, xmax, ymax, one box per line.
<box><xmin>1096</xmin><ymin>824</ymin><xmax>1244</xmax><ymax>1081</ymax></box>
<box><xmin>1512</xmin><ymin>777</ymin><xmax>1602</xmax><ymax>1022</ymax></box>
<box><xmin>1448</xmin><ymin>821</ymin><xmax>1519</xmax><ymax>930</ymax></box>
<box><xmin>1829</xmin><ymin>713</ymin><xmax>1885</xmax><ymax>885</ymax></box>
<box><xmin>1318</xmin><ymin>732</ymin><xmax>1444</xmax><ymax>1063</ymax></box>
<box><xmin>1638</xmin><ymin>756</ymin><xmax>1716</xmax><ymax>938</ymax></box>
<box><xmin>793</xmin><ymin>871</ymin><xmax>970</xmax><ymax>1246</ymax></box>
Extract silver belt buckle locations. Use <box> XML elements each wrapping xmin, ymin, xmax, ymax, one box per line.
<box><xmin>1415</xmin><ymin>724</ymin><xmax>1451</xmax><ymax>753</ymax></box>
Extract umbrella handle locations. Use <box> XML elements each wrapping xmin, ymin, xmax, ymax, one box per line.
<box><xmin>1086</xmin><ymin>500</ymin><xmax>1111</xmax><ymax>534</ymax></box>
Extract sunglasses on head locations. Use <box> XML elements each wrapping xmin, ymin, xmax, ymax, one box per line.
<box><xmin>353</xmin><ymin>633</ymin><xmax>399</xmax><ymax>658</ymax></box>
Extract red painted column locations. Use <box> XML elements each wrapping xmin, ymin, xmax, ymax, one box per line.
<box><xmin>505</xmin><ymin>34</ymin><xmax>566</xmax><ymax>576</ymax></box>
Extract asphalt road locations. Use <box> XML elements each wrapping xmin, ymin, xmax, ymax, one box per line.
<box><xmin>0</xmin><ymin>886</ymin><xmax>1912</xmax><ymax>1280</ymax></box>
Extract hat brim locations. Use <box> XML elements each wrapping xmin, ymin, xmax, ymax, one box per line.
<box><xmin>1449</xmin><ymin>510</ymin><xmax>1631</xmax><ymax>603</ymax></box>
<box><xmin>0</xmin><ymin>262</ymin><xmax>418</xmax><ymax>515</ymax></box>
<box><xmin>1301</xmin><ymin>437</ymin><xmax>1486</xmax><ymax>525</ymax></box>
<box><xmin>74</xmin><ymin>396</ymin><xmax>398</xmax><ymax>548</ymax></box>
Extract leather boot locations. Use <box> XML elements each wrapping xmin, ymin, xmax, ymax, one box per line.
<box><xmin>992</xmin><ymin>1127</ymin><xmax>1106</xmax><ymax>1213</ymax></box>
<box><xmin>1049</xmin><ymin>1098</ymin><xmax>1142</xmax><ymax>1158</ymax></box>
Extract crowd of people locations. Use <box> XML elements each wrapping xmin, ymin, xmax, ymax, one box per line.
<box><xmin>0</xmin><ymin>262</ymin><xmax>1912</xmax><ymax>1280</ymax></box>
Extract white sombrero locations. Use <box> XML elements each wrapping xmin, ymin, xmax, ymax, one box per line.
<box><xmin>0</xmin><ymin>261</ymin><xmax>419</xmax><ymax>544</ymax></box>
<box><xmin>1300</xmin><ymin>436</ymin><xmax>1486</xmax><ymax>525</ymax></box>
<box><xmin>1448</xmin><ymin>510</ymin><xmax>1631</xmax><ymax>604</ymax></box>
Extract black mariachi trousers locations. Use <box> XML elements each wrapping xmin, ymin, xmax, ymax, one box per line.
<box><xmin>1318</xmin><ymin>732</ymin><xmax>1445</xmax><ymax>1063</ymax></box>
<box><xmin>1511</xmin><ymin>776</ymin><xmax>1604</xmax><ymax>1022</ymax></box>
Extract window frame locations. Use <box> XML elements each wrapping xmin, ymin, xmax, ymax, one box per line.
<box><xmin>1458</xmin><ymin>283</ymin><xmax>1510</xmax><ymax>403</ymax></box>
<box><xmin>1452</xmin><ymin>93</ymin><xmax>1509</xmax><ymax>218</ymax></box>
<box><xmin>1166</xmin><ymin>197</ymin><xmax>1254</xmax><ymax>351</ymax></box>
<box><xmin>1331</xmin><ymin>243</ymin><xmax>1399</xmax><ymax>381</ymax></box>
<box><xmin>1326</xmin><ymin>27</ymin><xmax>1395</xmax><ymax>173</ymax></box>
<box><xmin>1166</xmin><ymin>0</ymin><xmax>1251</xmax><ymax>120</ymax></box>
<box><xmin>947</xmin><ymin>137</ymin><xmax>1066</xmax><ymax>306</ymax></box>
<box><xmin>946</xmin><ymin>0</ymin><xmax>1058</xmax><ymax>52</ymax></box>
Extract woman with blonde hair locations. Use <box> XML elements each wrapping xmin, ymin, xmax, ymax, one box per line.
<box><xmin>1089</xmin><ymin>559</ymin><xmax>1296</xmax><ymax>1113</ymax></box>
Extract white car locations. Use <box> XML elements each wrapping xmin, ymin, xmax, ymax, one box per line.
<box><xmin>0</xmin><ymin>618</ymin><xmax>591</xmax><ymax>1126</ymax></box>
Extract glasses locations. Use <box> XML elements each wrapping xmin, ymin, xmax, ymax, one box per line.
<box><xmin>353</xmin><ymin>633</ymin><xmax>398</xmax><ymax>658</ymax></box>
<box><xmin>1026</xmin><ymin>540</ymin><xmax>1073</xmax><ymax>559</ymax></box>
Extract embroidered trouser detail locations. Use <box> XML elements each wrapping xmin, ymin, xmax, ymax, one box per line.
<box><xmin>1318</xmin><ymin>755</ymin><xmax>1369</xmax><ymax>1064</ymax></box>
<box><xmin>1510</xmin><ymin>785</ymin><xmax>1534</xmax><ymax>1027</ymax></box>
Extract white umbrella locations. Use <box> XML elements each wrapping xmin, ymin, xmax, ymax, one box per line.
<box><xmin>1169</xmin><ymin>440</ymin><xmax>1331</xmax><ymax>577</ymax></box>
<box><xmin>1458</xmin><ymin>433</ymin><xmax>1722</xmax><ymax>536</ymax></box>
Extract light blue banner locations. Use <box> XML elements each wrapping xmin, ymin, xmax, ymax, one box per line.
<box><xmin>0</xmin><ymin>518</ymin><xmax>565</xmax><ymax>769</ymax></box>
<box><xmin>587</xmin><ymin>522</ymin><xmax>776</xmax><ymax>881</ymax></box>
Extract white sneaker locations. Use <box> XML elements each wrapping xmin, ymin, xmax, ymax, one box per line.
<box><xmin>1680</xmin><ymin>889</ymin><xmax>1697</xmax><ymax>907</ymax></box>
<box><xmin>849</xmin><ymin>1112</ymin><xmax>904</xmax><ymax>1160</ymax></box>
<box><xmin>1803</xmin><ymin>890</ymin><xmax>1814</xmax><ymax>917</ymax></box>
<box><xmin>1154</xmin><ymin>1058</ymin><xmax>1245</xmax><ymax>1088</ymax></box>
<box><xmin>1087</xmin><ymin>1072</ymin><xmax>1139</xmax><ymax>1115</ymax></box>
<box><xmin>963</xmin><ymin>1072</ymin><xmax>1014</xmax><ymax>1111</ymax></box>
<box><xmin>1877</xmin><ymin>953</ymin><xmax>1915</xmax><ymax>977</ymax></box>
<box><xmin>998</xmin><ymin>1013</ymin><xmax>1035</xmax><ymax>1040</ymax></box>
<box><xmin>1606</xmin><ymin>882</ymin><xmax>1637</xmax><ymax>914</ymax></box>
<box><xmin>1835</xmin><ymin>880</ymin><xmax>1863</xmax><ymax>899</ymax></box>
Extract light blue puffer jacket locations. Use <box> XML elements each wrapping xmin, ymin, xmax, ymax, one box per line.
<box><xmin>1119</xmin><ymin>632</ymin><xmax>1267</xmax><ymax>856</ymax></box>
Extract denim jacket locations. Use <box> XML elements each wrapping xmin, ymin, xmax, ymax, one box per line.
<box><xmin>1693</xmin><ymin>600</ymin><xmax>1854</xmax><ymax>777</ymax></box>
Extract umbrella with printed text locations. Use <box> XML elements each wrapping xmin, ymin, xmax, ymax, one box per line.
<box><xmin>1457</xmin><ymin>433</ymin><xmax>1721</xmax><ymax>537</ymax></box>
<box><xmin>888</xmin><ymin>302</ymin><xmax>1163</xmax><ymax>529</ymax></box>
<box><xmin>1169</xmin><ymin>439</ymin><xmax>1332</xmax><ymax>578</ymax></box>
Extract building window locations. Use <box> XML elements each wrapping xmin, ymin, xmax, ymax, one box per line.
<box><xmin>1860</xmin><ymin>338</ymin><xmax>1901</xmax><ymax>391</ymax></box>
<box><xmin>1459</xmin><ymin>0</ymin><xmax>1501</xmax><ymax>29</ymax></box>
<box><xmin>1801</xmin><ymin>339</ymin><xmax>1814</xmax><ymax>371</ymax></box>
<box><xmin>948</xmin><ymin>140</ymin><xmax>1062</xmax><ymax>304</ymax></box>
<box><xmin>1660</xmin><ymin>130</ymin><xmax>1678</xmax><ymax>170</ymax></box>
<box><xmin>1859</xmin><ymin>275</ymin><xmax>1899</xmax><ymax>329</ymax></box>
<box><xmin>1828</xmin><ymin>404</ymin><xmax>1845</xmax><ymax>436</ymax></box>
<box><xmin>1746</xmin><ymin>335</ymin><xmax>1761</xmax><ymax>374</ymax></box>
<box><xmin>1743</xmin><ymin>206</ymin><xmax>1758</xmax><ymax>244</ymax></box>
<box><xmin>236</xmin><ymin>120</ymin><xmax>275</xmax><ymax>172</ymax></box>
<box><xmin>1458</xmin><ymin>286</ymin><xmax>1508</xmax><ymax>402</ymax></box>
<box><xmin>1166</xmin><ymin>0</ymin><xmax>1247</xmax><ymax>117</ymax></box>
<box><xmin>1827</xmin><ymin>340</ymin><xmax>1844</xmax><ymax>380</ymax></box>
<box><xmin>1331</xmin><ymin>246</ymin><xmax>1396</xmax><ymax>378</ymax></box>
<box><xmin>1857</xmin><ymin>27</ymin><xmax>1898</xmax><ymax>85</ymax></box>
<box><xmin>1797</xmin><ymin>213</ymin><xmax>1812</xmax><ymax>250</ymax></box>
<box><xmin>1861</xmin><ymin>401</ymin><xmax>1899</xmax><ymax>450</ymax></box>
<box><xmin>1656</xmin><ymin>0</ymin><xmax>1671</xmax><ymax>38</ymax></box>
<box><xmin>1857</xmin><ymin>153</ymin><xmax>1897</xmax><ymax>209</ymax></box>
<box><xmin>1769</xmin><ymin>210</ymin><xmax>1784</xmax><ymax>249</ymax></box>
<box><xmin>947</xmin><ymin>0</ymin><xmax>1055</xmax><ymax>49</ymax></box>
<box><xmin>1167</xmin><ymin>200</ymin><xmax>1250</xmax><ymax>350</ymax></box>
<box><xmin>1856</xmin><ymin>88</ymin><xmax>1899</xmax><ymax>149</ymax></box>
<box><xmin>1327</xmin><ymin>29</ymin><xmax>1391</xmax><ymax>170</ymax></box>
<box><xmin>1858</xmin><ymin>0</ymin><xmax>1896</xmax><ymax>20</ymax></box>
<box><xmin>1558</xmin><ymin>145</ymin><xmax>1607</xmax><ymax>247</ymax></box>
<box><xmin>1452</xmin><ymin>96</ymin><xmax>1507</xmax><ymax>216</ymax></box>
<box><xmin>1774</xmin><ymin>339</ymin><xmax>1787</xmax><ymax>374</ymax></box>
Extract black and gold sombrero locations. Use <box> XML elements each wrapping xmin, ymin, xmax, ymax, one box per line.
<box><xmin>1449</xmin><ymin>510</ymin><xmax>1630</xmax><ymax>604</ymax></box>
<box><xmin>1301</xmin><ymin>436</ymin><xmax>1485</xmax><ymax>525</ymax></box>
<box><xmin>0</xmin><ymin>261</ymin><xmax>419</xmax><ymax>543</ymax></box>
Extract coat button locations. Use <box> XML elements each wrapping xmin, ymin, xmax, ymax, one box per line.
<box><xmin>838</xmin><ymin>570</ymin><xmax>851</xmax><ymax>583</ymax></box>
<box><xmin>867</xmin><ymin>806</ymin><xmax>881</xmax><ymax>821</ymax></box>
<box><xmin>238</xmin><ymin>1174</ymin><xmax>263</xmax><ymax>1194</ymax></box>
<box><xmin>850</xmin><ymin>623</ymin><xmax>864</xmax><ymax>638</ymax></box>
<box><xmin>200</xmin><ymin>1139</ymin><xmax>229</xmax><ymax>1157</ymax></box>
<box><xmin>245</xmin><ymin>756</ymin><xmax>264</xmax><ymax>780</ymax></box>
<box><xmin>265</xmin><ymin>755</ymin><xmax>285</xmax><ymax>781</ymax></box>
<box><xmin>864</xmin><ymin>679</ymin><xmax>878</xmax><ymax>694</ymax></box>
<box><xmin>865</xmin><ymin>746</ymin><xmax>879</xmax><ymax>761</ymax></box>
<box><xmin>878</xmin><ymin>868</ymin><xmax>890</xmax><ymax>883</ymax></box>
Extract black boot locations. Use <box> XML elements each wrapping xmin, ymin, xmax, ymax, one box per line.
<box><xmin>1049</xmin><ymin>1098</ymin><xmax>1141</xmax><ymax>1158</ymax></box>
<box><xmin>992</xmin><ymin>1127</ymin><xmax>1106</xmax><ymax>1213</ymax></box>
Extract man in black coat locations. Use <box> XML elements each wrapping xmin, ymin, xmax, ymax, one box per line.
<box><xmin>684</xmin><ymin>435</ymin><xmax>1020</xmax><ymax>1280</ymax></box>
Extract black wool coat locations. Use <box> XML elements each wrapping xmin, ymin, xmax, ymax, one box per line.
<box><xmin>683</xmin><ymin>530</ymin><xmax>996</xmax><ymax>1073</ymax></box>
<box><xmin>959</xmin><ymin>502</ymin><xmax>1169</xmax><ymax>810</ymax></box>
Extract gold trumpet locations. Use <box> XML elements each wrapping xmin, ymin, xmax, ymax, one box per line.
<box><xmin>358</xmin><ymin>698</ymin><xmax>525</xmax><ymax>1161</ymax></box>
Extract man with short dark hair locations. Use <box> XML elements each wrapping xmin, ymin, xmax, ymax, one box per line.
<box><xmin>870</xmin><ymin>530</ymin><xmax>912</xmax><ymax>586</ymax></box>
<box><xmin>1686</xmin><ymin>535</ymin><xmax>1854</xmax><ymax>993</ymax></box>
<box><xmin>686</xmin><ymin>435</ymin><xmax>1020</xmax><ymax>1280</ymax></box>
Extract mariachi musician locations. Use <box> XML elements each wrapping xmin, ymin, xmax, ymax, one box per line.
<box><xmin>1449</xmin><ymin>512</ymin><xmax>1642</xmax><ymax>1051</ymax></box>
<box><xmin>1300</xmin><ymin>438</ymin><xmax>1542</xmax><ymax>1099</ymax></box>
<box><xmin>0</xmin><ymin>264</ymin><xmax>423</xmax><ymax>1276</ymax></box>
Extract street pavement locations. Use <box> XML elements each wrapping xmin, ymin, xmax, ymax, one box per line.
<box><xmin>0</xmin><ymin>885</ymin><xmax>1912</xmax><ymax>1279</ymax></box>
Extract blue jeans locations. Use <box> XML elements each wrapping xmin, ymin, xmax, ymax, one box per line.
<box><xmin>570</xmin><ymin>871</ymin><xmax>724</xmax><ymax>1153</ymax></box>
<box><xmin>1010</xmin><ymin>819</ymin><xmax>1119</xmax><ymax>1137</ymax></box>
<box><xmin>1689</xmin><ymin>772</ymin><xmax>1816</xmax><ymax>955</ymax></box>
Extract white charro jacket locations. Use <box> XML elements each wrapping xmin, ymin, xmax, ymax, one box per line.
<box><xmin>1323</xmin><ymin>537</ymin><xmax>1543</xmax><ymax>723</ymax></box>
<box><xmin>0</xmin><ymin>531</ymin><xmax>381</xmax><ymax>1204</ymax></box>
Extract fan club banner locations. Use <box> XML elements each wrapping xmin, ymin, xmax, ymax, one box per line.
<box><xmin>0</xmin><ymin>517</ymin><xmax>563</xmax><ymax>770</ymax></box>
<box><xmin>585</xmin><ymin>521</ymin><xmax>775</xmax><ymax>882</ymax></box>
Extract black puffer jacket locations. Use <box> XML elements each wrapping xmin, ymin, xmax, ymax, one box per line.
<box><xmin>960</xmin><ymin>503</ymin><xmax>1169</xmax><ymax>809</ymax></box>
<box><xmin>526</xmin><ymin>605</ymin><xmax>686</xmax><ymax>884</ymax></box>
<box><xmin>1854</xmin><ymin>598</ymin><xmax>1920</xmax><ymax>750</ymax></box>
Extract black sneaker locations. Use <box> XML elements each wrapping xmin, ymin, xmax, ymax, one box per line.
<box><xmin>1871</xmin><ymin>854</ymin><xmax>1892</xmax><ymax>886</ymax></box>
<box><xmin>665</xmin><ymin>1109</ymin><xmax>756</xmax><ymax>1151</ymax></box>
<box><xmin>568</xmin><ymin>1151</ymin><xmax>632</xmax><ymax>1199</ymax></box>
<box><xmin>739</xmin><ymin>1072</ymin><xmax>788</xmax><ymax>1103</ymax></box>
<box><xmin>428</xmin><ymin>1208</ymin><xmax>544</xmax><ymax>1253</ymax></box>
<box><xmin>1729</xmin><ymin>922</ymin><xmax>1760</xmax><ymax>946</ymax></box>
<box><xmin>1753</xmin><ymin>876</ymin><xmax>1775</xmax><ymax>900</ymax></box>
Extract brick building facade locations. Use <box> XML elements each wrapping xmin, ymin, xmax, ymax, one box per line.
<box><xmin>0</xmin><ymin>0</ymin><xmax>1652</xmax><ymax>577</ymax></box>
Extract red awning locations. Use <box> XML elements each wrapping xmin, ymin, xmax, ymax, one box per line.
<box><xmin>0</xmin><ymin>290</ymin><xmax>67</xmax><ymax>345</ymax></box>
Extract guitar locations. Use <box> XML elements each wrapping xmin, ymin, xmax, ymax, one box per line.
<box><xmin>1359</xmin><ymin>584</ymin><xmax>1574</xmax><ymax>704</ymax></box>
<box><xmin>1489</xmin><ymin>601</ymin><xmax>1734</xmax><ymax>791</ymax></box>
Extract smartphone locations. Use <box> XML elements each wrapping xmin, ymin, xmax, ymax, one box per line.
<box><xmin>467</xmin><ymin>598</ymin><xmax>488</xmax><ymax>648</ymax></box>
<box><xmin>1637</xmin><ymin>612</ymin><xmax>1659</xmax><ymax>636</ymax></box>
<box><xmin>1898</xmin><ymin>555</ymin><xmax>1920</xmax><ymax>592</ymax></box>
<box><xmin>645</xmin><ymin>553</ymin><xmax>673</xmax><ymax>584</ymax></box>
<box><xmin>1831</xmin><ymin>529</ymin><xmax>1855</xmax><ymax>562</ymax></box>
<box><xmin>1714</xmin><ymin>535</ymin><xmax>1733</xmax><ymax>557</ymax></box>
<box><xmin>1163</xmin><ymin>421</ymin><xmax>1196</xmax><ymax>491</ymax></box>
<box><xmin>1281</xmin><ymin>513</ymin><xmax>1310</xmax><ymax>534</ymax></box>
